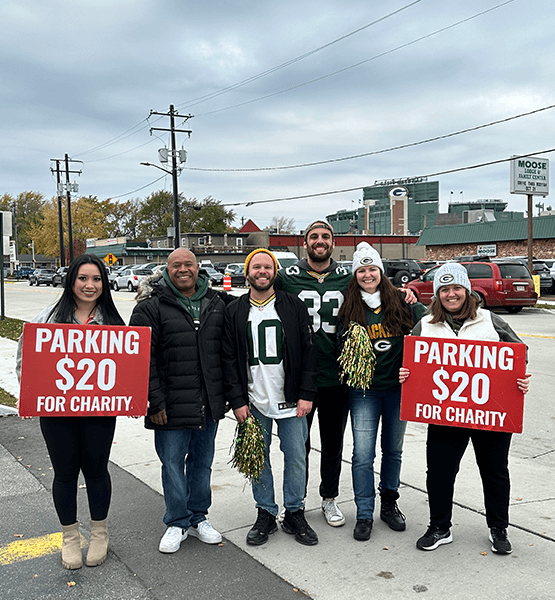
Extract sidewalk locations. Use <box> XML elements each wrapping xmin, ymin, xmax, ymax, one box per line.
<box><xmin>2</xmin><ymin>333</ymin><xmax>555</xmax><ymax>599</ymax></box>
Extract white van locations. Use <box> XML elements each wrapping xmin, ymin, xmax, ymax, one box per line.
<box><xmin>271</xmin><ymin>251</ymin><xmax>298</xmax><ymax>269</ymax></box>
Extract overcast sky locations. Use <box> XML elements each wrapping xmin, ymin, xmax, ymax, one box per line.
<box><xmin>2</xmin><ymin>0</ymin><xmax>555</xmax><ymax>231</ymax></box>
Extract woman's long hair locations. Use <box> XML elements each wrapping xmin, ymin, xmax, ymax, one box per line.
<box><xmin>48</xmin><ymin>254</ymin><xmax>124</xmax><ymax>325</ymax></box>
<box><xmin>428</xmin><ymin>289</ymin><xmax>479</xmax><ymax>324</ymax></box>
<box><xmin>337</xmin><ymin>271</ymin><xmax>415</xmax><ymax>337</ymax></box>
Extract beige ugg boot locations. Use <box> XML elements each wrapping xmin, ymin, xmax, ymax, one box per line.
<box><xmin>86</xmin><ymin>519</ymin><xmax>109</xmax><ymax>567</ymax></box>
<box><xmin>61</xmin><ymin>522</ymin><xmax>83</xmax><ymax>570</ymax></box>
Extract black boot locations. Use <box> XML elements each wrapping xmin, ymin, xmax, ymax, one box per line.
<box><xmin>247</xmin><ymin>508</ymin><xmax>277</xmax><ymax>546</ymax></box>
<box><xmin>380</xmin><ymin>489</ymin><xmax>406</xmax><ymax>531</ymax></box>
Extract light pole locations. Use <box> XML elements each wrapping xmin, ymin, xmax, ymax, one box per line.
<box><xmin>28</xmin><ymin>241</ymin><xmax>35</xmax><ymax>266</ymax></box>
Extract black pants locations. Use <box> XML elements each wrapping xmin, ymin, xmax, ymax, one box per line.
<box><xmin>40</xmin><ymin>416</ymin><xmax>116</xmax><ymax>526</ymax></box>
<box><xmin>305</xmin><ymin>384</ymin><xmax>350</xmax><ymax>499</ymax></box>
<box><xmin>426</xmin><ymin>423</ymin><xmax>512</xmax><ymax>530</ymax></box>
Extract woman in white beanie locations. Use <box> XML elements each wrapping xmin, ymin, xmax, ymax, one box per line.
<box><xmin>400</xmin><ymin>262</ymin><xmax>531</xmax><ymax>555</ymax></box>
<box><xmin>337</xmin><ymin>242</ymin><xmax>426</xmax><ymax>541</ymax></box>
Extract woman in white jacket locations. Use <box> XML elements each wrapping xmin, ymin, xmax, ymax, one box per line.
<box><xmin>400</xmin><ymin>263</ymin><xmax>530</xmax><ymax>555</ymax></box>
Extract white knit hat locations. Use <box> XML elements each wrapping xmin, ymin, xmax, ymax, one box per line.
<box><xmin>352</xmin><ymin>242</ymin><xmax>383</xmax><ymax>273</ymax></box>
<box><xmin>433</xmin><ymin>263</ymin><xmax>471</xmax><ymax>295</ymax></box>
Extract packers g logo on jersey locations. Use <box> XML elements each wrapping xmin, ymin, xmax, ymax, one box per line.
<box><xmin>373</xmin><ymin>339</ymin><xmax>392</xmax><ymax>353</ymax></box>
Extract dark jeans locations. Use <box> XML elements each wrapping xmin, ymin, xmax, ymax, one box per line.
<box><xmin>426</xmin><ymin>424</ymin><xmax>512</xmax><ymax>530</ymax></box>
<box><xmin>154</xmin><ymin>416</ymin><xmax>218</xmax><ymax>529</ymax></box>
<box><xmin>305</xmin><ymin>384</ymin><xmax>349</xmax><ymax>499</ymax></box>
<box><xmin>40</xmin><ymin>416</ymin><xmax>116</xmax><ymax>526</ymax></box>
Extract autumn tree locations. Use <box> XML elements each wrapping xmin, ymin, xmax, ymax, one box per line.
<box><xmin>0</xmin><ymin>192</ymin><xmax>47</xmax><ymax>253</ymax></box>
<box><xmin>26</xmin><ymin>196</ymin><xmax>111</xmax><ymax>257</ymax></box>
<box><xmin>136</xmin><ymin>191</ymin><xmax>236</xmax><ymax>238</ymax></box>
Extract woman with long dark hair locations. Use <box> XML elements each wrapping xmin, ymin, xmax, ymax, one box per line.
<box><xmin>17</xmin><ymin>254</ymin><xmax>124</xmax><ymax>569</ymax></box>
<box><xmin>337</xmin><ymin>242</ymin><xmax>426</xmax><ymax>541</ymax></box>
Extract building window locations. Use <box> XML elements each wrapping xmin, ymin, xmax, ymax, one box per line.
<box><xmin>236</xmin><ymin>238</ymin><xmax>243</xmax><ymax>247</ymax></box>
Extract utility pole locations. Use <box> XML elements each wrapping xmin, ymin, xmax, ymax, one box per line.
<box><xmin>143</xmin><ymin>105</ymin><xmax>192</xmax><ymax>249</ymax></box>
<box><xmin>50</xmin><ymin>156</ymin><xmax>83</xmax><ymax>265</ymax></box>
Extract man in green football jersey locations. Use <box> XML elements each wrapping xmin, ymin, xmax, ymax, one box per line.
<box><xmin>275</xmin><ymin>220</ymin><xmax>416</xmax><ymax>528</ymax></box>
<box><xmin>275</xmin><ymin>220</ymin><xmax>351</xmax><ymax>527</ymax></box>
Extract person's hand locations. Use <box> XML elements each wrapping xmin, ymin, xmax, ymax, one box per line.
<box><xmin>400</xmin><ymin>288</ymin><xmax>417</xmax><ymax>304</ymax></box>
<box><xmin>16</xmin><ymin>399</ymin><xmax>33</xmax><ymax>420</ymax></box>
<box><xmin>297</xmin><ymin>399</ymin><xmax>313</xmax><ymax>418</ymax></box>
<box><xmin>150</xmin><ymin>408</ymin><xmax>168</xmax><ymax>426</ymax></box>
<box><xmin>517</xmin><ymin>373</ymin><xmax>532</xmax><ymax>394</ymax></box>
<box><xmin>399</xmin><ymin>367</ymin><xmax>410</xmax><ymax>384</ymax></box>
<box><xmin>233</xmin><ymin>405</ymin><xmax>251</xmax><ymax>424</ymax></box>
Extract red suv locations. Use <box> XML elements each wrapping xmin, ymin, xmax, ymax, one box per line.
<box><xmin>406</xmin><ymin>261</ymin><xmax>537</xmax><ymax>313</ymax></box>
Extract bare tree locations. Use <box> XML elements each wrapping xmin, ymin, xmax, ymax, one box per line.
<box><xmin>265</xmin><ymin>216</ymin><xmax>296</xmax><ymax>234</ymax></box>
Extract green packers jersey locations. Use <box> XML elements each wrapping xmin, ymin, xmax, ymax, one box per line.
<box><xmin>364</xmin><ymin>303</ymin><xmax>427</xmax><ymax>390</ymax></box>
<box><xmin>276</xmin><ymin>261</ymin><xmax>351</xmax><ymax>387</ymax></box>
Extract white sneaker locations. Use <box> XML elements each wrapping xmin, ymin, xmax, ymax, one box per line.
<box><xmin>188</xmin><ymin>520</ymin><xmax>222</xmax><ymax>544</ymax></box>
<box><xmin>159</xmin><ymin>526</ymin><xmax>188</xmax><ymax>553</ymax></box>
<box><xmin>322</xmin><ymin>498</ymin><xmax>346</xmax><ymax>527</ymax></box>
<box><xmin>277</xmin><ymin>507</ymin><xmax>286</xmax><ymax>523</ymax></box>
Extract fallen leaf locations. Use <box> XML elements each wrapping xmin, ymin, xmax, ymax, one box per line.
<box><xmin>67</xmin><ymin>581</ymin><xmax>76</xmax><ymax>587</ymax></box>
<box><xmin>14</xmin><ymin>534</ymin><xmax>24</xmax><ymax>538</ymax></box>
<box><xmin>480</xmin><ymin>551</ymin><xmax>487</xmax><ymax>555</ymax></box>
<box><xmin>377</xmin><ymin>571</ymin><xmax>394</xmax><ymax>579</ymax></box>
<box><xmin>382</xmin><ymin>546</ymin><xmax>389</xmax><ymax>551</ymax></box>
<box><xmin>516</xmin><ymin>497</ymin><xmax>522</xmax><ymax>501</ymax></box>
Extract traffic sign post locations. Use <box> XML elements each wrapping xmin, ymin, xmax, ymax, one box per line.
<box><xmin>104</xmin><ymin>253</ymin><xmax>117</xmax><ymax>266</ymax></box>
<box><xmin>510</xmin><ymin>156</ymin><xmax>550</xmax><ymax>276</ymax></box>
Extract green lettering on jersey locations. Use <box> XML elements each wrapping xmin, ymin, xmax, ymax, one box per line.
<box><xmin>247</xmin><ymin>319</ymin><xmax>283</xmax><ymax>366</ymax></box>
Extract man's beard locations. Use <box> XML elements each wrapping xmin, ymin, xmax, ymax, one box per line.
<box><xmin>248</xmin><ymin>274</ymin><xmax>276</xmax><ymax>291</ymax></box>
<box><xmin>307</xmin><ymin>244</ymin><xmax>333</xmax><ymax>263</ymax></box>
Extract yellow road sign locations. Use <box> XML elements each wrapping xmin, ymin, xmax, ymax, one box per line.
<box><xmin>104</xmin><ymin>253</ymin><xmax>117</xmax><ymax>265</ymax></box>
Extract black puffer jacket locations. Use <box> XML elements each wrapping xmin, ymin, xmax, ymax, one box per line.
<box><xmin>129</xmin><ymin>274</ymin><xmax>230</xmax><ymax>430</ymax></box>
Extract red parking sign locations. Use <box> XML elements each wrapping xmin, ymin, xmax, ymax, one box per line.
<box><xmin>400</xmin><ymin>336</ymin><xmax>526</xmax><ymax>433</ymax></box>
<box><xmin>19</xmin><ymin>323</ymin><xmax>151</xmax><ymax>417</ymax></box>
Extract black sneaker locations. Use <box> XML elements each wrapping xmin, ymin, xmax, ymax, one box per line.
<box><xmin>380</xmin><ymin>499</ymin><xmax>406</xmax><ymax>531</ymax></box>
<box><xmin>416</xmin><ymin>526</ymin><xmax>453</xmax><ymax>551</ymax></box>
<box><xmin>281</xmin><ymin>509</ymin><xmax>318</xmax><ymax>546</ymax></box>
<box><xmin>353</xmin><ymin>519</ymin><xmax>373</xmax><ymax>541</ymax></box>
<box><xmin>246</xmin><ymin>508</ymin><xmax>277</xmax><ymax>546</ymax></box>
<box><xmin>489</xmin><ymin>527</ymin><xmax>512</xmax><ymax>555</ymax></box>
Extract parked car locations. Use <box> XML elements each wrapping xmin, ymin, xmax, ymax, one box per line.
<box><xmin>112</xmin><ymin>268</ymin><xmax>151</xmax><ymax>292</ymax></box>
<box><xmin>52</xmin><ymin>266</ymin><xmax>69</xmax><ymax>287</ymax></box>
<box><xmin>213</xmin><ymin>262</ymin><xmax>229</xmax><ymax>273</ymax></box>
<box><xmin>29</xmin><ymin>268</ymin><xmax>56</xmax><ymax>286</ymax></box>
<box><xmin>382</xmin><ymin>259</ymin><xmax>423</xmax><ymax>286</ymax></box>
<box><xmin>14</xmin><ymin>266</ymin><xmax>36</xmax><ymax>279</ymax></box>
<box><xmin>337</xmin><ymin>260</ymin><xmax>353</xmax><ymax>274</ymax></box>
<box><xmin>201</xmin><ymin>266</ymin><xmax>224</xmax><ymax>285</ymax></box>
<box><xmin>493</xmin><ymin>257</ymin><xmax>552</xmax><ymax>295</ymax></box>
<box><xmin>228</xmin><ymin>267</ymin><xmax>247</xmax><ymax>287</ymax></box>
<box><xmin>406</xmin><ymin>261</ymin><xmax>537</xmax><ymax>312</ymax></box>
<box><xmin>225</xmin><ymin>263</ymin><xmax>245</xmax><ymax>275</ymax></box>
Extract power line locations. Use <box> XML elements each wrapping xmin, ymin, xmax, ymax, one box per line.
<box><xmin>176</xmin><ymin>0</ymin><xmax>422</xmax><ymax>110</ymax></box>
<box><xmin>195</xmin><ymin>0</ymin><xmax>516</xmax><ymax>118</ymax></box>
<box><xmin>185</xmin><ymin>103</ymin><xmax>555</xmax><ymax>172</ymax></box>
<box><xmin>220</xmin><ymin>148</ymin><xmax>555</xmax><ymax>207</ymax></box>
<box><xmin>109</xmin><ymin>174</ymin><xmax>168</xmax><ymax>200</ymax></box>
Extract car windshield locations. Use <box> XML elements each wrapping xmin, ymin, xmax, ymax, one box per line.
<box><xmin>133</xmin><ymin>269</ymin><xmax>151</xmax><ymax>275</ymax></box>
<box><xmin>277</xmin><ymin>258</ymin><xmax>297</xmax><ymax>268</ymax></box>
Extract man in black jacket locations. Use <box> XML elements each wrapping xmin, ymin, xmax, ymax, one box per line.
<box><xmin>222</xmin><ymin>249</ymin><xmax>319</xmax><ymax>547</ymax></box>
<box><xmin>130</xmin><ymin>248</ymin><xmax>230</xmax><ymax>554</ymax></box>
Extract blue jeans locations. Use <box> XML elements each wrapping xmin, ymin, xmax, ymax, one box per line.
<box><xmin>251</xmin><ymin>405</ymin><xmax>307</xmax><ymax>517</ymax></box>
<box><xmin>349</xmin><ymin>387</ymin><xmax>406</xmax><ymax>520</ymax></box>
<box><xmin>154</xmin><ymin>417</ymin><xmax>218</xmax><ymax>529</ymax></box>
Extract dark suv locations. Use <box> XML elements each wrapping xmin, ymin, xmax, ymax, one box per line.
<box><xmin>406</xmin><ymin>261</ymin><xmax>537</xmax><ymax>312</ymax></box>
<box><xmin>29</xmin><ymin>268</ymin><xmax>56</xmax><ymax>286</ymax></box>
<box><xmin>382</xmin><ymin>259</ymin><xmax>423</xmax><ymax>286</ymax></box>
<box><xmin>52</xmin><ymin>266</ymin><xmax>69</xmax><ymax>287</ymax></box>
